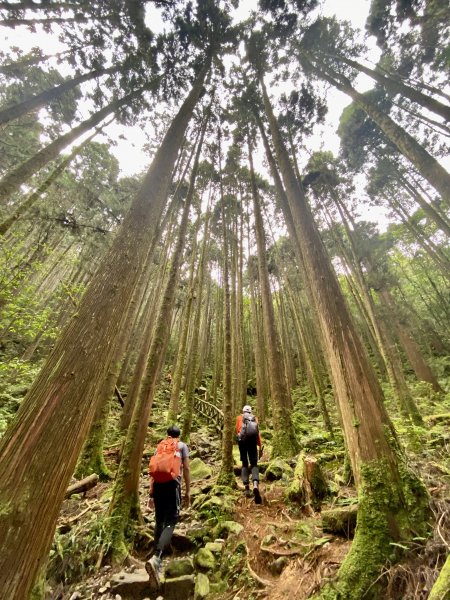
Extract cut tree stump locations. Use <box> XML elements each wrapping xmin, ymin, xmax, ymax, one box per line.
<box><xmin>65</xmin><ymin>474</ymin><xmax>99</xmax><ymax>499</ymax></box>
<box><xmin>286</xmin><ymin>453</ymin><xmax>329</xmax><ymax>511</ymax></box>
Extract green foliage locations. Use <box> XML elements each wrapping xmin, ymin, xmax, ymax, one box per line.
<box><xmin>0</xmin><ymin>359</ymin><xmax>41</xmax><ymax>435</ymax></box>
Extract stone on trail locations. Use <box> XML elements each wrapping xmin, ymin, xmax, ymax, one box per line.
<box><xmin>111</xmin><ymin>570</ymin><xmax>156</xmax><ymax>598</ymax></box>
<box><xmin>194</xmin><ymin>572</ymin><xmax>210</xmax><ymax>599</ymax></box>
<box><xmin>195</xmin><ymin>547</ymin><xmax>216</xmax><ymax>571</ymax></box>
<box><xmin>164</xmin><ymin>557</ymin><xmax>195</xmax><ymax>578</ymax></box>
<box><xmin>164</xmin><ymin>574</ymin><xmax>195</xmax><ymax>600</ymax></box>
<box><xmin>190</xmin><ymin>457</ymin><xmax>213</xmax><ymax>481</ymax></box>
<box><xmin>213</xmin><ymin>520</ymin><xmax>244</xmax><ymax>538</ymax></box>
<box><xmin>204</xmin><ymin>541</ymin><xmax>224</xmax><ymax>555</ymax></box>
<box><xmin>171</xmin><ymin>531</ymin><xmax>197</xmax><ymax>552</ymax></box>
<box><xmin>265</xmin><ymin>458</ymin><xmax>293</xmax><ymax>481</ymax></box>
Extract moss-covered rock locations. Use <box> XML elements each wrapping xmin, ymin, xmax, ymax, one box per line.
<box><xmin>204</xmin><ymin>541</ymin><xmax>223</xmax><ymax>555</ymax></box>
<box><xmin>265</xmin><ymin>458</ymin><xmax>293</xmax><ymax>481</ymax></box>
<box><xmin>210</xmin><ymin>580</ymin><xmax>228</xmax><ymax>595</ymax></box>
<box><xmin>198</xmin><ymin>495</ymin><xmax>234</xmax><ymax>519</ymax></box>
<box><xmin>194</xmin><ymin>572</ymin><xmax>210</xmax><ymax>599</ymax></box>
<box><xmin>213</xmin><ymin>520</ymin><xmax>244</xmax><ymax>539</ymax></box>
<box><xmin>195</xmin><ymin>548</ymin><xmax>216</xmax><ymax>571</ymax></box>
<box><xmin>164</xmin><ymin>557</ymin><xmax>194</xmax><ymax>578</ymax></box>
<box><xmin>164</xmin><ymin>574</ymin><xmax>195</xmax><ymax>600</ymax></box>
<box><xmin>190</xmin><ymin>458</ymin><xmax>213</xmax><ymax>481</ymax></box>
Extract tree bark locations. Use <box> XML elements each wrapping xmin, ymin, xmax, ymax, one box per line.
<box><xmin>310</xmin><ymin>60</ymin><xmax>450</xmax><ymax>204</ymax></box>
<box><xmin>259</xmin><ymin>75</ymin><xmax>430</xmax><ymax>598</ymax></box>
<box><xmin>107</xmin><ymin>110</ymin><xmax>209</xmax><ymax>558</ymax></box>
<box><xmin>0</xmin><ymin>80</ymin><xmax>159</xmax><ymax>204</ymax></box>
<box><xmin>0</xmin><ymin>60</ymin><xmax>209</xmax><ymax>599</ymax></box>
<box><xmin>0</xmin><ymin>67</ymin><xmax>116</xmax><ymax>125</ymax></box>
<box><xmin>248</xmin><ymin>135</ymin><xmax>299</xmax><ymax>458</ymax></box>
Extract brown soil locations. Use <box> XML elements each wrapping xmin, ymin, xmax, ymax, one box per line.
<box><xmin>233</xmin><ymin>482</ymin><xmax>351</xmax><ymax>599</ymax></box>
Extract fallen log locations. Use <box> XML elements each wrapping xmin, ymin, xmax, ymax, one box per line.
<box><xmin>321</xmin><ymin>506</ymin><xmax>358</xmax><ymax>538</ymax></box>
<box><xmin>65</xmin><ymin>473</ymin><xmax>99</xmax><ymax>499</ymax></box>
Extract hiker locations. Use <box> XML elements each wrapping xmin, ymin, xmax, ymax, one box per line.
<box><xmin>236</xmin><ymin>405</ymin><xmax>263</xmax><ymax>504</ymax></box>
<box><xmin>145</xmin><ymin>425</ymin><xmax>190</xmax><ymax>586</ymax></box>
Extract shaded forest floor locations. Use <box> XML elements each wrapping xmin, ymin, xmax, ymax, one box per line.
<box><xmin>39</xmin><ymin>379</ymin><xmax>450</xmax><ymax>600</ymax></box>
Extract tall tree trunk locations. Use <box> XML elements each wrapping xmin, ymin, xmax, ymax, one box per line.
<box><xmin>378</xmin><ymin>289</ymin><xmax>443</xmax><ymax>392</ymax></box>
<box><xmin>0</xmin><ymin>66</ymin><xmax>116</xmax><ymax>125</ymax></box>
<box><xmin>309</xmin><ymin>60</ymin><xmax>450</xmax><ymax>204</ymax></box>
<box><xmin>217</xmin><ymin>129</ymin><xmax>236</xmax><ymax>487</ymax></box>
<box><xmin>248</xmin><ymin>135</ymin><xmax>299</xmax><ymax>458</ymax></box>
<box><xmin>0</xmin><ymin>80</ymin><xmax>159</xmax><ymax>203</ymax></box>
<box><xmin>320</xmin><ymin>192</ymin><xmax>424</xmax><ymax>425</ymax></box>
<box><xmin>259</xmin><ymin>75</ymin><xmax>430</xmax><ymax>597</ymax></box>
<box><xmin>0</xmin><ymin>60</ymin><xmax>209</xmax><ymax>599</ymax></box>
<box><xmin>330</xmin><ymin>53</ymin><xmax>450</xmax><ymax>122</ymax></box>
<box><xmin>167</xmin><ymin>239</ymin><xmax>199</xmax><ymax>422</ymax></box>
<box><xmin>106</xmin><ymin>111</ymin><xmax>209</xmax><ymax>558</ymax></box>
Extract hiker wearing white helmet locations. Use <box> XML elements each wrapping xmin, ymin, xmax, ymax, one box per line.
<box><xmin>236</xmin><ymin>405</ymin><xmax>263</xmax><ymax>504</ymax></box>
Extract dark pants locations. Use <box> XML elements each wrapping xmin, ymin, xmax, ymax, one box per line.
<box><xmin>153</xmin><ymin>479</ymin><xmax>181</xmax><ymax>555</ymax></box>
<box><xmin>238</xmin><ymin>438</ymin><xmax>259</xmax><ymax>484</ymax></box>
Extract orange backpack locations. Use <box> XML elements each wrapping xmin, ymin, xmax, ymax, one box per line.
<box><xmin>149</xmin><ymin>437</ymin><xmax>182</xmax><ymax>483</ymax></box>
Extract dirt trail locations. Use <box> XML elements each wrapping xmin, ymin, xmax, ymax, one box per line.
<box><xmin>234</xmin><ymin>482</ymin><xmax>351</xmax><ymax>600</ymax></box>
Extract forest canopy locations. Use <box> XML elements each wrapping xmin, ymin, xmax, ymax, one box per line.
<box><xmin>0</xmin><ymin>1</ymin><xmax>449</xmax><ymax>599</ymax></box>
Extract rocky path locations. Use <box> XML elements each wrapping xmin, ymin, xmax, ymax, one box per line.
<box><xmin>50</xmin><ymin>422</ymin><xmax>352</xmax><ymax>600</ymax></box>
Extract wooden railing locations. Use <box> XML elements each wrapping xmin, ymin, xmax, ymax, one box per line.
<box><xmin>193</xmin><ymin>391</ymin><xmax>224</xmax><ymax>435</ymax></box>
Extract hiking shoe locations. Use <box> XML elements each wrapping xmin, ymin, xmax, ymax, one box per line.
<box><xmin>244</xmin><ymin>485</ymin><xmax>252</xmax><ymax>498</ymax></box>
<box><xmin>253</xmin><ymin>486</ymin><xmax>262</xmax><ymax>504</ymax></box>
<box><xmin>145</xmin><ymin>555</ymin><xmax>162</xmax><ymax>587</ymax></box>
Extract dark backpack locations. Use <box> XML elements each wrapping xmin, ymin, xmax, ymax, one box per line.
<box><xmin>239</xmin><ymin>413</ymin><xmax>259</xmax><ymax>441</ymax></box>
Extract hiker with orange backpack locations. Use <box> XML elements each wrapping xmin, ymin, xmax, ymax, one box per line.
<box><xmin>236</xmin><ymin>405</ymin><xmax>263</xmax><ymax>504</ymax></box>
<box><xmin>145</xmin><ymin>425</ymin><xmax>190</xmax><ymax>586</ymax></box>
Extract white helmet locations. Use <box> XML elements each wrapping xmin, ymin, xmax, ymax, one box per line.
<box><xmin>242</xmin><ymin>405</ymin><xmax>252</xmax><ymax>414</ymax></box>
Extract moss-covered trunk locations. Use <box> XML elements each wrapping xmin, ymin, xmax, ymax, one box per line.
<box><xmin>107</xmin><ymin>111</ymin><xmax>209</xmax><ymax>559</ymax></box>
<box><xmin>0</xmin><ymin>61</ymin><xmax>209</xmax><ymax>599</ymax></box>
<box><xmin>260</xmin><ymin>75</ymin><xmax>431</xmax><ymax>598</ymax></box>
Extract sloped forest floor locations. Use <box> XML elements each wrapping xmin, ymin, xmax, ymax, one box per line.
<box><xmin>2</xmin><ymin>378</ymin><xmax>450</xmax><ymax>600</ymax></box>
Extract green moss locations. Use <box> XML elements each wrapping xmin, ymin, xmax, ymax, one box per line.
<box><xmin>428</xmin><ymin>554</ymin><xmax>450</xmax><ymax>600</ymax></box>
<box><xmin>315</xmin><ymin>456</ymin><xmax>430</xmax><ymax>600</ymax></box>
<box><xmin>271</xmin><ymin>429</ymin><xmax>299</xmax><ymax>459</ymax></box>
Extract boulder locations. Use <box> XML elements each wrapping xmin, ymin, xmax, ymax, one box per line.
<box><xmin>213</xmin><ymin>520</ymin><xmax>244</xmax><ymax>539</ymax></box>
<box><xmin>199</xmin><ymin>495</ymin><xmax>234</xmax><ymax>517</ymax></box>
<box><xmin>164</xmin><ymin>575</ymin><xmax>195</xmax><ymax>600</ymax></box>
<box><xmin>190</xmin><ymin>458</ymin><xmax>213</xmax><ymax>481</ymax></box>
<box><xmin>265</xmin><ymin>458</ymin><xmax>293</xmax><ymax>481</ymax></box>
<box><xmin>165</xmin><ymin>558</ymin><xmax>194</xmax><ymax>578</ymax></box>
<box><xmin>194</xmin><ymin>573</ymin><xmax>210</xmax><ymax>599</ymax></box>
<box><xmin>204</xmin><ymin>542</ymin><xmax>223</xmax><ymax>555</ymax></box>
<box><xmin>110</xmin><ymin>570</ymin><xmax>155</xmax><ymax>598</ymax></box>
<box><xmin>195</xmin><ymin>548</ymin><xmax>216</xmax><ymax>571</ymax></box>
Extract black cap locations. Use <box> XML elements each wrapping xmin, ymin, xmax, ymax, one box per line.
<box><xmin>167</xmin><ymin>425</ymin><xmax>181</xmax><ymax>438</ymax></box>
